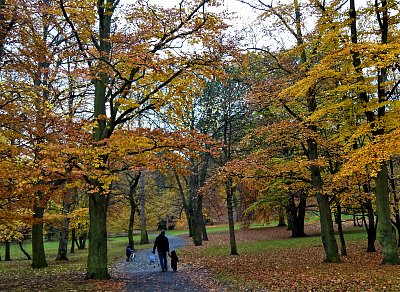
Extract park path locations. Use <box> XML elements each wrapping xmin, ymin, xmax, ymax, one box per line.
<box><xmin>111</xmin><ymin>235</ymin><xmax>219</xmax><ymax>292</ymax></box>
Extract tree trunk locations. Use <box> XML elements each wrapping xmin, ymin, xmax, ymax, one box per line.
<box><xmin>202</xmin><ymin>215</ymin><xmax>208</xmax><ymax>241</ymax></box>
<box><xmin>308</xmin><ymin>124</ymin><xmax>339</xmax><ymax>261</ymax></box>
<box><xmin>363</xmin><ymin>198</ymin><xmax>376</xmax><ymax>252</ymax></box>
<box><xmin>310</xmin><ymin>139</ymin><xmax>339</xmax><ymax>262</ymax></box>
<box><xmin>31</xmin><ymin>205</ymin><xmax>48</xmax><ymax>268</ymax></box>
<box><xmin>85</xmin><ymin>0</ymin><xmax>113</xmax><ymax>279</ymax></box>
<box><xmin>375</xmin><ymin>165</ymin><xmax>399</xmax><ymax>264</ymax></box>
<box><xmin>139</xmin><ymin>173</ymin><xmax>149</xmax><ymax>245</ymax></box>
<box><xmin>296</xmin><ymin>191</ymin><xmax>307</xmax><ymax>237</ymax></box>
<box><xmin>335</xmin><ymin>200</ymin><xmax>347</xmax><ymax>256</ymax></box>
<box><xmin>128</xmin><ymin>204</ymin><xmax>135</xmax><ymax>247</ymax></box>
<box><xmin>5</xmin><ymin>241</ymin><xmax>10</xmax><ymax>261</ymax></box>
<box><xmin>227</xmin><ymin>178</ymin><xmax>238</xmax><ymax>255</ymax></box>
<box><xmin>191</xmin><ymin>194</ymin><xmax>203</xmax><ymax>246</ymax></box>
<box><xmin>18</xmin><ymin>242</ymin><xmax>31</xmax><ymax>260</ymax></box>
<box><xmin>288</xmin><ymin>191</ymin><xmax>307</xmax><ymax>237</ymax></box>
<box><xmin>77</xmin><ymin>234</ymin><xmax>86</xmax><ymax>250</ymax></box>
<box><xmin>86</xmin><ymin>193</ymin><xmax>110</xmax><ymax>279</ymax></box>
<box><xmin>389</xmin><ymin>159</ymin><xmax>400</xmax><ymax>247</ymax></box>
<box><xmin>188</xmin><ymin>165</ymin><xmax>202</xmax><ymax>246</ymax></box>
<box><xmin>277</xmin><ymin>205</ymin><xmax>287</xmax><ymax>227</ymax></box>
<box><xmin>56</xmin><ymin>218</ymin><xmax>69</xmax><ymax>260</ymax></box>
<box><xmin>56</xmin><ymin>200</ymin><xmax>69</xmax><ymax>261</ymax></box>
<box><xmin>317</xmin><ymin>194</ymin><xmax>339</xmax><ymax>262</ymax></box>
<box><xmin>174</xmin><ymin>172</ymin><xmax>193</xmax><ymax>237</ymax></box>
<box><xmin>70</xmin><ymin>228</ymin><xmax>76</xmax><ymax>253</ymax></box>
<box><xmin>128</xmin><ymin>173</ymin><xmax>140</xmax><ymax>247</ymax></box>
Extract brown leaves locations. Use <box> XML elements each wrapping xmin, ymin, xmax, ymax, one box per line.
<box><xmin>180</xmin><ymin>225</ymin><xmax>400</xmax><ymax>291</ymax></box>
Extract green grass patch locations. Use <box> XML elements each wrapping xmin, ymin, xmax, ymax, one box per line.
<box><xmin>203</xmin><ymin>227</ymin><xmax>367</xmax><ymax>256</ymax></box>
<box><xmin>0</xmin><ymin>233</ymin><xmax>154</xmax><ymax>291</ymax></box>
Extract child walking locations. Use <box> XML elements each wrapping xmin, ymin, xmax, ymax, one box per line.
<box><xmin>169</xmin><ymin>250</ymin><xmax>179</xmax><ymax>272</ymax></box>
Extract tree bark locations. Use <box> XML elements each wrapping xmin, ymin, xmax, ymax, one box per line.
<box><xmin>309</xmin><ymin>138</ymin><xmax>339</xmax><ymax>262</ymax></box>
<box><xmin>277</xmin><ymin>205</ymin><xmax>287</xmax><ymax>227</ymax></box>
<box><xmin>389</xmin><ymin>159</ymin><xmax>400</xmax><ymax>247</ymax></box>
<box><xmin>227</xmin><ymin>177</ymin><xmax>238</xmax><ymax>255</ymax></box>
<box><xmin>56</xmin><ymin>200</ymin><xmax>69</xmax><ymax>261</ymax></box>
<box><xmin>376</xmin><ymin>165</ymin><xmax>399</xmax><ymax>264</ymax></box>
<box><xmin>363</xmin><ymin>198</ymin><xmax>376</xmax><ymax>252</ymax></box>
<box><xmin>5</xmin><ymin>241</ymin><xmax>10</xmax><ymax>261</ymax></box>
<box><xmin>86</xmin><ymin>193</ymin><xmax>110</xmax><ymax>279</ymax></box>
<box><xmin>288</xmin><ymin>191</ymin><xmax>307</xmax><ymax>237</ymax></box>
<box><xmin>128</xmin><ymin>173</ymin><xmax>140</xmax><ymax>247</ymax></box>
<box><xmin>70</xmin><ymin>228</ymin><xmax>76</xmax><ymax>253</ymax></box>
<box><xmin>18</xmin><ymin>242</ymin><xmax>31</xmax><ymax>260</ymax></box>
<box><xmin>139</xmin><ymin>173</ymin><xmax>149</xmax><ymax>245</ymax></box>
<box><xmin>174</xmin><ymin>172</ymin><xmax>193</xmax><ymax>237</ymax></box>
<box><xmin>31</xmin><ymin>204</ymin><xmax>48</xmax><ymax>268</ymax></box>
<box><xmin>335</xmin><ymin>200</ymin><xmax>347</xmax><ymax>256</ymax></box>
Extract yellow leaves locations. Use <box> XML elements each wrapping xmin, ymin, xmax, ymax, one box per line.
<box><xmin>337</xmin><ymin>128</ymin><xmax>400</xmax><ymax>182</ymax></box>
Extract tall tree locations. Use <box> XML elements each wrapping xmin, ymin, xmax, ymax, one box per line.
<box><xmin>59</xmin><ymin>0</ymin><xmax>228</xmax><ymax>278</ymax></box>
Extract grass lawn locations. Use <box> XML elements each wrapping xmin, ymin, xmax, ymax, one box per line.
<box><xmin>0</xmin><ymin>233</ymin><xmax>152</xmax><ymax>291</ymax></box>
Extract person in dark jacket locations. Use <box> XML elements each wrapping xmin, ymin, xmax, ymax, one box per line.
<box><xmin>152</xmin><ymin>230</ymin><xmax>170</xmax><ymax>272</ymax></box>
<box><xmin>169</xmin><ymin>250</ymin><xmax>179</xmax><ymax>272</ymax></box>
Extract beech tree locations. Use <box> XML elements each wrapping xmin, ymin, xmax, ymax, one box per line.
<box><xmin>57</xmin><ymin>0</ymin><xmax>229</xmax><ymax>279</ymax></box>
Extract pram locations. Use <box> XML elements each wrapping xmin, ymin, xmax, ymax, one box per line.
<box><xmin>148</xmin><ymin>253</ymin><xmax>159</xmax><ymax>268</ymax></box>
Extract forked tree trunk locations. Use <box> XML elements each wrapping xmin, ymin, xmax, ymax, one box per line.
<box><xmin>31</xmin><ymin>205</ymin><xmax>48</xmax><ymax>268</ymax></box>
<box><xmin>86</xmin><ymin>193</ymin><xmax>110</xmax><ymax>279</ymax></box>
<box><xmin>288</xmin><ymin>191</ymin><xmax>307</xmax><ymax>237</ymax></box>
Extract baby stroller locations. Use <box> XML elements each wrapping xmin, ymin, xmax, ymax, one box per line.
<box><xmin>126</xmin><ymin>245</ymin><xmax>135</xmax><ymax>262</ymax></box>
<box><xmin>148</xmin><ymin>253</ymin><xmax>159</xmax><ymax>268</ymax></box>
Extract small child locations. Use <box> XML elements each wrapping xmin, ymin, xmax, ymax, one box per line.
<box><xmin>169</xmin><ymin>250</ymin><xmax>179</xmax><ymax>272</ymax></box>
<box><xmin>149</xmin><ymin>253</ymin><xmax>157</xmax><ymax>268</ymax></box>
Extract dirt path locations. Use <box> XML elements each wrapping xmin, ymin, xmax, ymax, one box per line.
<box><xmin>111</xmin><ymin>236</ymin><xmax>216</xmax><ymax>291</ymax></box>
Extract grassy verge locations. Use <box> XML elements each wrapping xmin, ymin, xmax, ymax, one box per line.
<box><xmin>0</xmin><ymin>233</ymin><xmax>152</xmax><ymax>291</ymax></box>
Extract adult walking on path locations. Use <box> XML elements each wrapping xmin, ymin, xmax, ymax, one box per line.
<box><xmin>111</xmin><ymin>234</ymin><xmax>227</xmax><ymax>291</ymax></box>
<box><xmin>152</xmin><ymin>230</ymin><xmax>169</xmax><ymax>272</ymax></box>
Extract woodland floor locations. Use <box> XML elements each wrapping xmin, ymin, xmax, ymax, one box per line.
<box><xmin>4</xmin><ymin>224</ymin><xmax>399</xmax><ymax>291</ymax></box>
<box><xmin>107</xmin><ymin>222</ymin><xmax>400</xmax><ymax>291</ymax></box>
<box><xmin>179</xmin><ymin>223</ymin><xmax>400</xmax><ymax>291</ymax></box>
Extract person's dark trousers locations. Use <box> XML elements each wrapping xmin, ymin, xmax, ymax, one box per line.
<box><xmin>158</xmin><ymin>252</ymin><xmax>168</xmax><ymax>272</ymax></box>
